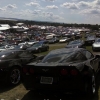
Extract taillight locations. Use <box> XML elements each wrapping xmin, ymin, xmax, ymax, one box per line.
<box><xmin>23</xmin><ymin>67</ymin><xmax>34</xmax><ymax>74</ymax></box>
<box><xmin>23</xmin><ymin>68</ymin><xmax>28</xmax><ymax>73</ymax></box>
<box><xmin>29</xmin><ymin>68</ymin><xmax>34</xmax><ymax>74</ymax></box>
<box><xmin>70</xmin><ymin>69</ymin><xmax>78</xmax><ymax>75</ymax></box>
<box><xmin>60</xmin><ymin>69</ymin><xmax>68</xmax><ymax>75</ymax></box>
<box><xmin>83</xmin><ymin>71</ymin><xmax>88</xmax><ymax>75</ymax></box>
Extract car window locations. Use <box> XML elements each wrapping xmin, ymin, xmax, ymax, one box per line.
<box><xmin>62</xmin><ymin>52</ymin><xmax>87</xmax><ymax>62</ymax></box>
<box><xmin>82</xmin><ymin>50</ymin><xmax>94</xmax><ymax>59</ymax></box>
<box><xmin>32</xmin><ymin>43</ymin><xmax>42</xmax><ymax>47</ymax></box>
<box><xmin>42</xmin><ymin>52</ymin><xmax>74</xmax><ymax>63</ymax></box>
<box><xmin>42</xmin><ymin>51</ymin><xmax>86</xmax><ymax>63</ymax></box>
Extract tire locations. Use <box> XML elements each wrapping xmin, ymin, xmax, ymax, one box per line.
<box><xmin>8</xmin><ymin>67</ymin><xmax>21</xmax><ymax>85</ymax></box>
<box><xmin>86</xmin><ymin>74</ymin><xmax>96</xmax><ymax>97</ymax></box>
<box><xmin>38</xmin><ymin>49</ymin><xmax>41</xmax><ymax>53</ymax></box>
<box><xmin>46</xmin><ymin>47</ymin><xmax>49</xmax><ymax>51</ymax></box>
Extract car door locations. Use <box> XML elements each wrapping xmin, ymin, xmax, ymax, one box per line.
<box><xmin>18</xmin><ymin>51</ymin><xmax>37</xmax><ymax>65</ymax></box>
<box><xmin>42</xmin><ymin>42</ymin><xmax>48</xmax><ymax>51</ymax></box>
<box><xmin>82</xmin><ymin>50</ymin><xmax>99</xmax><ymax>72</ymax></box>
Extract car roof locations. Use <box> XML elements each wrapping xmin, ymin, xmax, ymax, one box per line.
<box><xmin>38</xmin><ymin>40</ymin><xmax>48</xmax><ymax>44</ymax></box>
<box><xmin>48</xmin><ymin>48</ymin><xmax>84</xmax><ymax>55</ymax></box>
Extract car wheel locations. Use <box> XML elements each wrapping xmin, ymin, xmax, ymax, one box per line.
<box><xmin>38</xmin><ymin>49</ymin><xmax>41</xmax><ymax>53</ymax></box>
<box><xmin>8</xmin><ymin>67</ymin><xmax>21</xmax><ymax>85</ymax></box>
<box><xmin>46</xmin><ymin>47</ymin><xmax>49</xmax><ymax>51</ymax></box>
<box><xmin>86</xmin><ymin>74</ymin><xmax>96</xmax><ymax>97</ymax></box>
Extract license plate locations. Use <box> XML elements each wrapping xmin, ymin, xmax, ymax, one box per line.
<box><xmin>40</xmin><ymin>76</ymin><xmax>53</xmax><ymax>84</ymax></box>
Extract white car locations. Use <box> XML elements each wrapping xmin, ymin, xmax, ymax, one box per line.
<box><xmin>92</xmin><ymin>38</ymin><xmax>100</xmax><ymax>51</ymax></box>
<box><xmin>0</xmin><ymin>45</ymin><xmax>15</xmax><ymax>52</ymax></box>
<box><xmin>18</xmin><ymin>41</ymin><xmax>39</xmax><ymax>46</ymax></box>
<box><xmin>59</xmin><ymin>37</ymin><xmax>70</xmax><ymax>43</ymax></box>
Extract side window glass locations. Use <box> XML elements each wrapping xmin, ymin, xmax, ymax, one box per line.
<box><xmin>72</xmin><ymin>52</ymin><xmax>86</xmax><ymax>61</ymax></box>
<box><xmin>63</xmin><ymin>52</ymin><xmax>86</xmax><ymax>62</ymax></box>
<box><xmin>82</xmin><ymin>50</ymin><xmax>94</xmax><ymax>59</ymax></box>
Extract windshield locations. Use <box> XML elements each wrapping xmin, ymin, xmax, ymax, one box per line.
<box><xmin>95</xmin><ymin>39</ymin><xmax>100</xmax><ymax>42</ymax></box>
<box><xmin>87</xmin><ymin>35</ymin><xmax>95</xmax><ymax>39</ymax></box>
<box><xmin>31</xmin><ymin>43</ymin><xmax>42</xmax><ymax>47</ymax></box>
<box><xmin>68</xmin><ymin>40</ymin><xmax>81</xmax><ymax>45</ymax></box>
<box><xmin>42</xmin><ymin>51</ymin><xmax>75</xmax><ymax>63</ymax></box>
<box><xmin>0</xmin><ymin>46</ymin><xmax>6</xmax><ymax>49</ymax></box>
<box><xmin>13</xmin><ymin>45</ymin><xmax>22</xmax><ymax>49</ymax></box>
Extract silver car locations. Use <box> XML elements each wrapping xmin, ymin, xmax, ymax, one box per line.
<box><xmin>92</xmin><ymin>38</ymin><xmax>100</xmax><ymax>51</ymax></box>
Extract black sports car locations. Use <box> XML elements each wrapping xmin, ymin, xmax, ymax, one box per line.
<box><xmin>85</xmin><ymin>35</ymin><xmax>96</xmax><ymax>46</ymax></box>
<box><xmin>66</xmin><ymin>39</ymin><xmax>85</xmax><ymax>48</ymax></box>
<box><xmin>0</xmin><ymin>50</ymin><xmax>44</xmax><ymax>85</ymax></box>
<box><xmin>22</xmin><ymin>48</ymin><xmax>100</xmax><ymax>96</ymax></box>
<box><xmin>26</xmin><ymin>40</ymin><xmax>49</xmax><ymax>53</ymax></box>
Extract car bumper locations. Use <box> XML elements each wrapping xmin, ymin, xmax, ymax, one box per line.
<box><xmin>22</xmin><ymin>75</ymin><xmax>87</xmax><ymax>92</ymax></box>
<box><xmin>0</xmin><ymin>69</ymin><xmax>9</xmax><ymax>82</ymax></box>
<box><xmin>85</xmin><ymin>40</ymin><xmax>95</xmax><ymax>45</ymax></box>
<box><xmin>92</xmin><ymin>46</ymin><xmax>100</xmax><ymax>50</ymax></box>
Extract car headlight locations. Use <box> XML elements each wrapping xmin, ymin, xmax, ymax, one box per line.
<box><xmin>92</xmin><ymin>44</ymin><xmax>95</xmax><ymax>47</ymax></box>
<box><xmin>35</xmin><ymin>48</ymin><xmax>38</xmax><ymax>50</ymax></box>
<box><xmin>75</xmin><ymin>46</ymin><xmax>79</xmax><ymax>48</ymax></box>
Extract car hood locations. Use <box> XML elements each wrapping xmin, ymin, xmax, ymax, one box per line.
<box><xmin>60</xmin><ymin>39</ymin><xmax>66</xmax><ymax>41</ymax></box>
<box><xmin>93</xmin><ymin>42</ymin><xmax>100</xmax><ymax>46</ymax></box>
<box><xmin>27</xmin><ymin>61</ymin><xmax>85</xmax><ymax>72</ymax></box>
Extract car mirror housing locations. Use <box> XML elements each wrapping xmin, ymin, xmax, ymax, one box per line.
<box><xmin>36</xmin><ymin>55</ymin><xmax>45</xmax><ymax>60</ymax></box>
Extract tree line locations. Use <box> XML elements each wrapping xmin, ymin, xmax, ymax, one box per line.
<box><xmin>0</xmin><ymin>20</ymin><xmax>99</xmax><ymax>31</ymax></box>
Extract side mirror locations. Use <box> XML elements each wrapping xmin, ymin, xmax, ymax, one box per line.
<box><xmin>36</xmin><ymin>55</ymin><xmax>45</xmax><ymax>60</ymax></box>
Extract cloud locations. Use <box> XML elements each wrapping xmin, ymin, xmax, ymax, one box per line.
<box><xmin>77</xmin><ymin>0</ymin><xmax>100</xmax><ymax>9</ymax></box>
<box><xmin>26</xmin><ymin>2</ymin><xmax>40</xmax><ymax>7</ymax></box>
<box><xmin>42</xmin><ymin>11</ymin><xmax>63</xmax><ymax>20</ymax></box>
<box><xmin>80</xmin><ymin>8</ymin><xmax>100</xmax><ymax>15</ymax></box>
<box><xmin>5</xmin><ymin>4</ymin><xmax>17</xmax><ymax>9</ymax></box>
<box><xmin>95</xmin><ymin>0</ymin><xmax>100</xmax><ymax>5</ymax></box>
<box><xmin>0</xmin><ymin>8</ymin><xmax>6</xmax><ymax>11</ymax></box>
<box><xmin>78</xmin><ymin>1</ymin><xmax>91</xmax><ymax>8</ymax></box>
<box><xmin>33</xmin><ymin>10</ymin><xmax>41</xmax><ymax>14</ymax></box>
<box><xmin>61</xmin><ymin>2</ymin><xmax>79</xmax><ymax>10</ymax></box>
<box><xmin>46</xmin><ymin>5</ymin><xmax>58</xmax><ymax>9</ymax></box>
<box><xmin>43</xmin><ymin>0</ymin><xmax>55</xmax><ymax>2</ymax></box>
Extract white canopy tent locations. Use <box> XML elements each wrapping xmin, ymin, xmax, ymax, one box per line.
<box><xmin>0</xmin><ymin>24</ymin><xmax>10</xmax><ymax>31</ymax></box>
<box><xmin>0</xmin><ymin>27</ymin><xmax>10</xmax><ymax>31</ymax></box>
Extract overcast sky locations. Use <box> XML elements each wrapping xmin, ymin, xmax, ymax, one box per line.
<box><xmin>0</xmin><ymin>0</ymin><xmax>100</xmax><ymax>24</ymax></box>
